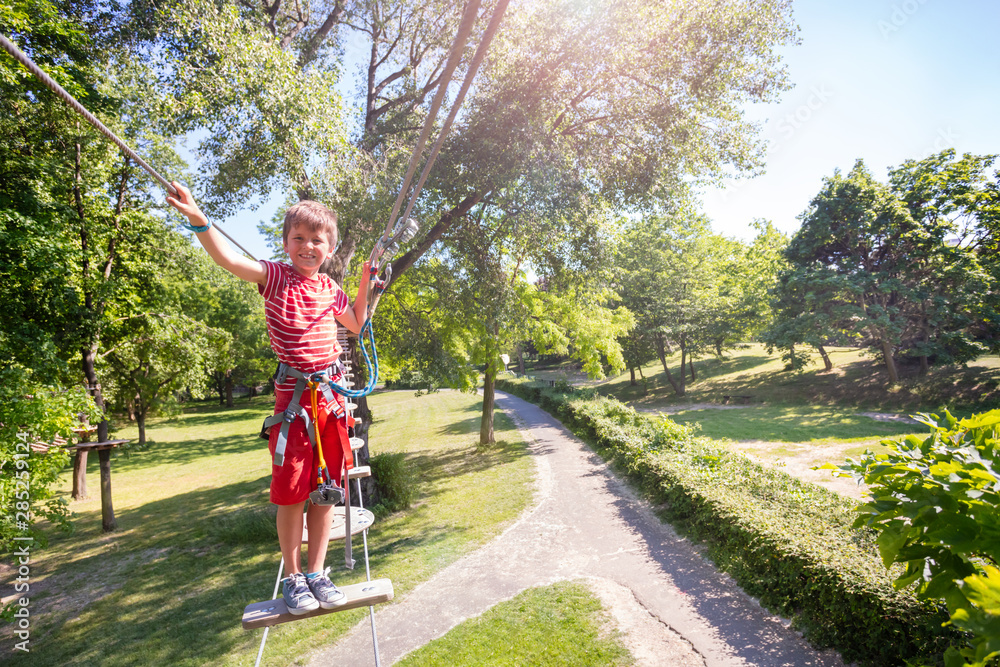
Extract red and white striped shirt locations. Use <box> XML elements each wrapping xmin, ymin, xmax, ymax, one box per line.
<box><xmin>258</xmin><ymin>260</ymin><xmax>348</xmax><ymax>393</ymax></box>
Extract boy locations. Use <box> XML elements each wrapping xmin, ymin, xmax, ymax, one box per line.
<box><xmin>168</xmin><ymin>183</ymin><xmax>371</xmax><ymax>615</ymax></box>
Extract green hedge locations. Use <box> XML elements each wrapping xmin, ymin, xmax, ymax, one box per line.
<box><xmin>496</xmin><ymin>378</ymin><xmax>959</xmax><ymax>666</ymax></box>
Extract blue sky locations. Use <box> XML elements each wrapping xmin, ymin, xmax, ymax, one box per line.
<box><xmin>701</xmin><ymin>0</ymin><xmax>1000</xmax><ymax>241</ymax></box>
<box><xmin>212</xmin><ymin>0</ymin><xmax>1000</xmax><ymax>259</ymax></box>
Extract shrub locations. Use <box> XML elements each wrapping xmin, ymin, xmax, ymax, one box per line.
<box><xmin>369</xmin><ymin>452</ymin><xmax>416</xmax><ymax>518</ymax></box>
<box><xmin>496</xmin><ymin>377</ymin><xmax>958</xmax><ymax>666</ymax></box>
<box><xmin>0</xmin><ymin>366</ymin><xmax>98</xmax><ymax>554</ymax></box>
<box><xmin>833</xmin><ymin>411</ymin><xmax>1000</xmax><ymax>667</ymax></box>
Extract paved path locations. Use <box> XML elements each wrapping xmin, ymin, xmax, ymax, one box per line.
<box><xmin>307</xmin><ymin>392</ymin><xmax>846</xmax><ymax>666</ymax></box>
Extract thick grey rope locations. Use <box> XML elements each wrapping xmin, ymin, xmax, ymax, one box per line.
<box><xmin>0</xmin><ymin>32</ymin><xmax>258</xmax><ymax>261</ymax></box>
<box><xmin>382</xmin><ymin>0</ymin><xmax>482</xmax><ymax>239</ymax></box>
<box><xmin>397</xmin><ymin>0</ymin><xmax>510</xmax><ymax>229</ymax></box>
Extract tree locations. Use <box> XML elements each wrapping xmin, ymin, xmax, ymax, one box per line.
<box><xmin>615</xmin><ymin>209</ymin><xmax>723</xmax><ymax>396</ymax></box>
<box><xmin>783</xmin><ymin>161</ymin><xmax>922</xmax><ymax>383</ymax></box>
<box><xmin>763</xmin><ymin>265</ymin><xmax>858</xmax><ymax>372</ymax></box>
<box><xmin>706</xmin><ymin>221</ymin><xmax>788</xmax><ymax>356</ymax></box>
<box><xmin>102</xmin><ymin>313</ymin><xmax>228</xmax><ymax>445</ymax></box>
<box><xmin>775</xmin><ymin>155</ymin><xmax>998</xmax><ymax>384</ymax></box>
<box><xmin>2</xmin><ymin>0</ymin><xmax>189</xmax><ymax>440</ymax></box>
<box><xmin>888</xmin><ymin>150</ymin><xmax>999</xmax><ymax>368</ymax></box>
<box><xmin>165</xmin><ymin>252</ymin><xmax>273</xmax><ymax>406</ymax></box>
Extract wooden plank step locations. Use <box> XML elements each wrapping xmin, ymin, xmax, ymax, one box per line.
<box><xmin>242</xmin><ymin>579</ymin><xmax>394</xmax><ymax>629</ymax></box>
<box><xmin>302</xmin><ymin>506</ymin><xmax>374</xmax><ymax>543</ymax></box>
<box><xmin>345</xmin><ymin>401</ymin><xmax>358</xmax><ymax>410</ymax></box>
<box><xmin>350</xmin><ymin>437</ymin><xmax>365</xmax><ymax>450</ymax></box>
<box><xmin>347</xmin><ymin>465</ymin><xmax>370</xmax><ymax>480</ymax></box>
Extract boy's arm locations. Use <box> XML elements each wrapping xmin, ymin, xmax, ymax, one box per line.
<box><xmin>334</xmin><ymin>261</ymin><xmax>373</xmax><ymax>335</ymax></box>
<box><xmin>167</xmin><ymin>182</ymin><xmax>266</xmax><ymax>285</ymax></box>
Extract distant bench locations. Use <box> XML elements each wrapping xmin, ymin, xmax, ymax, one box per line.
<box><xmin>722</xmin><ymin>395</ymin><xmax>753</xmax><ymax>405</ymax></box>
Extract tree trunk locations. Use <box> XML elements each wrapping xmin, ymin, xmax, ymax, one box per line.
<box><xmin>677</xmin><ymin>344</ymin><xmax>687</xmax><ymax>397</ymax></box>
<box><xmin>629</xmin><ymin>367</ymin><xmax>636</xmax><ymax>386</ymax></box>
<box><xmin>225</xmin><ymin>372</ymin><xmax>234</xmax><ymax>408</ymax></box>
<box><xmin>688</xmin><ymin>356</ymin><xmax>696</xmax><ymax>381</ymax></box>
<box><xmin>137</xmin><ymin>412</ymin><xmax>146</xmax><ymax>446</ymax></box>
<box><xmin>517</xmin><ymin>345</ymin><xmax>525</xmax><ymax>376</ymax></box>
<box><xmin>655</xmin><ymin>333</ymin><xmax>681</xmax><ymax>395</ymax></box>
<box><xmin>638</xmin><ymin>366</ymin><xmax>648</xmax><ymax>396</ymax></box>
<box><xmin>816</xmin><ymin>344</ymin><xmax>833</xmax><ymax>372</ymax></box>
<box><xmin>655</xmin><ymin>333</ymin><xmax>669</xmax><ymax>373</ymax></box>
<box><xmin>881</xmin><ymin>340</ymin><xmax>899</xmax><ymax>384</ymax></box>
<box><xmin>81</xmin><ymin>344</ymin><xmax>109</xmax><ymax>442</ymax></box>
<box><xmin>480</xmin><ymin>363</ymin><xmax>497</xmax><ymax>446</ymax></box>
<box><xmin>918</xmin><ymin>305</ymin><xmax>930</xmax><ymax>376</ymax></box>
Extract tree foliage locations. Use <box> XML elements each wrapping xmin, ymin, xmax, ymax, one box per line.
<box><xmin>771</xmin><ymin>153</ymin><xmax>998</xmax><ymax>383</ymax></box>
<box><xmin>613</xmin><ymin>209</ymin><xmax>781</xmax><ymax>395</ymax></box>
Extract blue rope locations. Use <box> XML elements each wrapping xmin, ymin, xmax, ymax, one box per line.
<box><xmin>327</xmin><ymin>319</ymin><xmax>378</xmax><ymax>398</ymax></box>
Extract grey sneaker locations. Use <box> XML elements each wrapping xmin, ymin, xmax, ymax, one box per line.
<box><xmin>282</xmin><ymin>572</ymin><xmax>319</xmax><ymax>615</ymax></box>
<box><xmin>306</xmin><ymin>567</ymin><xmax>347</xmax><ymax>609</ymax></box>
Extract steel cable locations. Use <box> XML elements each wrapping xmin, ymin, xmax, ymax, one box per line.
<box><xmin>0</xmin><ymin>32</ymin><xmax>258</xmax><ymax>260</ymax></box>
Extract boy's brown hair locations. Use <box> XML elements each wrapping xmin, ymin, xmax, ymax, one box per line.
<box><xmin>282</xmin><ymin>200</ymin><xmax>338</xmax><ymax>248</ymax></box>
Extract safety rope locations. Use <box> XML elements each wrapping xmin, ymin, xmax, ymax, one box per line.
<box><xmin>326</xmin><ymin>319</ymin><xmax>379</xmax><ymax>399</ymax></box>
<box><xmin>0</xmin><ymin>32</ymin><xmax>257</xmax><ymax>260</ymax></box>
<box><xmin>381</xmin><ymin>0</ymin><xmax>482</xmax><ymax>239</ymax></box>
<box><xmin>395</xmin><ymin>0</ymin><xmax>510</xmax><ymax>230</ymax></box>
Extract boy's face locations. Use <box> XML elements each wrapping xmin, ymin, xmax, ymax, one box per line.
<box><xmin>284</xmin><ymin>222</ymin><xmax>334</xmax><ymax>277</ymax></box>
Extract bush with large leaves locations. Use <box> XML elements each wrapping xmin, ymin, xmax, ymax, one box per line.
<box><xmin>834</xmin><ymin>412</ymin><xmax>1000</xmax><ymax>666</ymax></box>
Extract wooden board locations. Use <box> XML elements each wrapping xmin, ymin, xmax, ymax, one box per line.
<box><xmin>345</xmin><ymin>402</ymin><xmax>358</xmax><ymax>410</ymax></box>
<box><xmin>350</xmin><ymin>437</ymin><xmax>365</xmax><ymax>450</ymax></box>
<box><xmin>347</xmin><ymin>465</ymin><xmax>370</xmax><ymax>480</ymax></box>
<box><xmin>301</xmin><ymin>506</ymin><xmax>374</xmax><ymax>543</ymax></box>
<box><xmin>67</xmin><ymin>439</ymin><xmax>129</xmax><ymax>452</ymax></box>
<box><xmin>242</xmin><ymin>578</ymin><xmax>394</xmax><ymax>629</ymax></box>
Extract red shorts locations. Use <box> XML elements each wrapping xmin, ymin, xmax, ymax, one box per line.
<box><xmin>268</xmin><ymin>388</ymin><xmax>354</xmax><ymax>506</ymax></box>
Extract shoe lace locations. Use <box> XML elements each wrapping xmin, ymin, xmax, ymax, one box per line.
<box><xmin>287</xmin><ymin>573</ymin><xmax>312</xmax><ymax>600</ymax></box>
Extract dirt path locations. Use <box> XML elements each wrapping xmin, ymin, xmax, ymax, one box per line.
<box><xmin>734</xmin><ymin>440</ymin><xmax>870</xmax><ymax>500</ymax></box>
<box><xmin>307</xmin><ymin>392</ymin><xmax>845</xmax><ymax>666</ymax></box>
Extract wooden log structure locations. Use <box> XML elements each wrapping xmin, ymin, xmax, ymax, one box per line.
<box><xmin>66</xmin><ymin>439</ymin><xmax>129</xmax><ymax>531</ymax></box>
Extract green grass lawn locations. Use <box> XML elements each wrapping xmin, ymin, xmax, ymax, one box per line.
<box><xmin>665</xmin><ymin>405</ymin><xmax>920</xmax><ymax>444</ymax></box>
<box><xmin>397</xmin><ymin>581</ymin><xmax>631</xmax><ymax>667</ymax></box>
<box><xmin>6</xmin><ymin>390</ymin><xmax>537</xmax><ymax>667</ymax></box>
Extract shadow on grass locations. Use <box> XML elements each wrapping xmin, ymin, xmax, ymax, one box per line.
<box><xmin>19</xmin><ymin>469</ymin><xmax>466</xmax><ymax>667</ymax></box>
<box><xmin>404</xmin><ymin>438</ymin><xmax>529</xmax><ymax>489</ymax></box>
<box><xmin>104</xmin><ymin>432</ymin><xmax>265</xmax><ymax>473</ymax></box>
